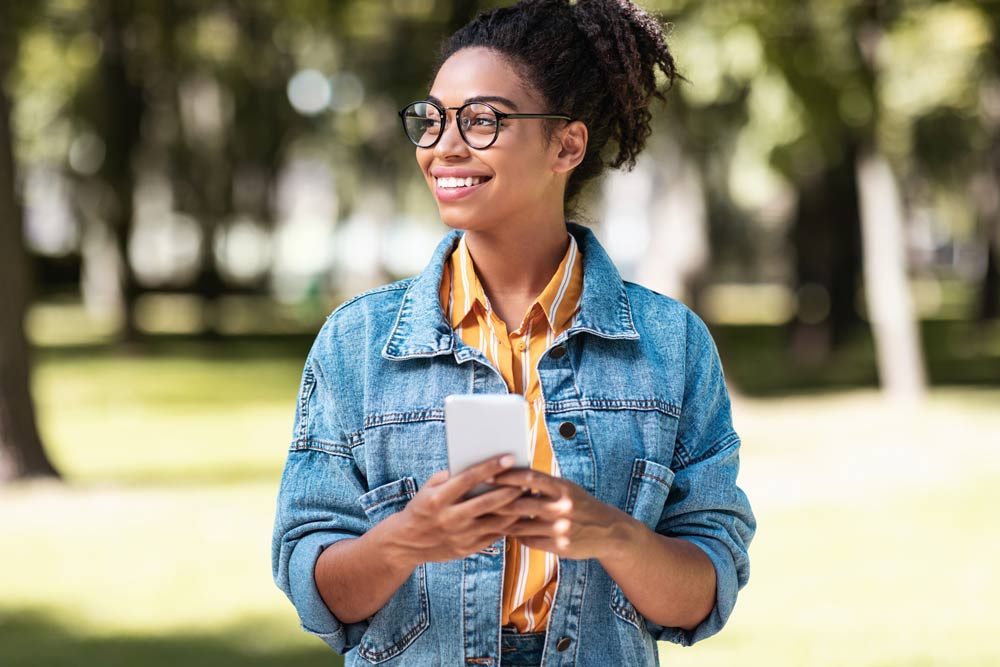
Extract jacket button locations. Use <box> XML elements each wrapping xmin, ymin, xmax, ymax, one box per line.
<box><xmin>549</xmin><ymin>345</ymin><xmax>566</xmax><ymax>359</ymax></box>
<box><xmin>556</xmin><ymin>636</ymin><xmax>572</xmax><ymax>652</ymax></box>
<box><xmin>559</xmin><ymin>422</ymin><xmax>576</xmax><ymax>438</ymax></box>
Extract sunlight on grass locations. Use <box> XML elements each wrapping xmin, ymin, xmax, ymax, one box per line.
<box><xmin>3</xmin><ymin>350</ymin><xmax>998</xmax><ymax>666</ymax></box>
<box><xmin>661</xmin><ymin>388</ymin><xmax>1000</xmax><ymax>667</ymax></box>
<box><xmin>2</xmin><ymin>349</ymin><xmax>332</xmax><ymax>666</ymax></box>
<box><xmin>661</xmin><ymin>472</ymin><xmax>1000</xmax><ymax>667</ymax></box>
<box><xmin>31</xmin><ymin>352</ymin><xmax>304</xmax><ymax>485</ymax></box>
<box><xmin>0</xmin><ymin>479</ymin><xmax>337</xmax><ymax>666</ymax></box>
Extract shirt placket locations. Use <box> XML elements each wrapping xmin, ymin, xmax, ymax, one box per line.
<box><xmin>480</xmin><ymin>303</ymin><xmax>519</xmax><ymax>394</ymax></box>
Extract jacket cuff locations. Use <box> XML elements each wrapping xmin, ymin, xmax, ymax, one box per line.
<box><xmin>652</xmin><ymin>535</ymin><xmax>741</xmax><ymax>647</ymax></box>
<box><xmin>288</xmin><ymin>531</ymin><xmax>370</xmax><ymax>653</ymax></box>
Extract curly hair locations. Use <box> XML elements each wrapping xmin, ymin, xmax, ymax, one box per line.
<box><xmin>437</xmin><ymin>0</ymin><xmax>685</xmax><ymax>204</ymax></box>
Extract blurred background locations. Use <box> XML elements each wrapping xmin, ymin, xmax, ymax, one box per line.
<box><xmin>1</xmin><ymin>0</ymin><xmax>998</xmax><ymax>665</ymax></box>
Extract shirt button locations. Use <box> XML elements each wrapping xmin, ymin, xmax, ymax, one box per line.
<box><xmin>559</xmin><ymin>422</ymin><xmax>576</xmax><ymax>438</ymax></box>
<box><xmin>556</xmin><ymin>636</ymin><xmax>572</xmax><ymax>652</ymax></box>
<box><xmin>549</xmin><ymin>345</ymin><xmax>566</xmax><ymax>359</ymax></box>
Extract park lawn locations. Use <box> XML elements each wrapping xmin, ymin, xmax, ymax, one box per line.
<box><xmin>2</xmin><ymin>346</ymin><xmax>335</xmax><ymax>666</ymax></box>
<box><xmin>1</xmin><ymin>347</ymin><xmax>998</xmax><ymax>666</ymax></box>
<box><xmin>29</xmin><ymin>345</ymin><xmax>307</xmax><ymax>486</ymax></box>
<box><xmin>662</xmin><ymin>471</ymin><xmax>1000</xmax><ymax>667</ymax></box>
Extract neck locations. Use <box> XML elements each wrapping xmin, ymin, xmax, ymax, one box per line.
<box><xmin>461</xmin><ymin>214</ymin><xmax>569</xmax><ymax>306</ymax></box>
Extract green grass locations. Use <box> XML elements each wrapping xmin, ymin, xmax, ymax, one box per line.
<box><xmin>662</xmin><ymin>389</ymin><xmax>1000</xmax><ymax>667</ymax></box>
<box><xmin>2</xmin><ymin>342</ymin><xmax>336</xmax><ymax>666</ymax></box>
<box><xmin>662</xmin><ymin>471</ymin><xmax>1000</xmax><ymax>667</ymax></box>
<box><xmin>2</xmin><ymin>344</ymin><xmax>999</xmax><ymax>666</ymax></box>
<box><xmin>31</xmin><ymin>339</ymin><xmax>308</xmax><ymax>486</ymax></box>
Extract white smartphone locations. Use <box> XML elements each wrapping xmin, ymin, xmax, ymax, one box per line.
<box><xmin>444</xmin><ymin>394</ymin><xmax>531</xmax><ymax>497</ymax></box>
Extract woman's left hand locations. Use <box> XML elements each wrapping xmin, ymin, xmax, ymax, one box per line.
<box><xmin>490</xmin><ymin>468</ymin><xmax>635</xmax><ymax>560</ymax></box>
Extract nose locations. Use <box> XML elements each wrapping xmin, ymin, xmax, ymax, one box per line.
<box><xmin>433</xmin><ymin>109</ymin><xmax>469</xmax><ymax>159</ymax></box>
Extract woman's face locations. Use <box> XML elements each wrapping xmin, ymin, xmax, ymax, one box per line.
<box><xmin>416</xmin><ymin>47</ymin><xmax>565</xmax><ymax>233</ymax></box>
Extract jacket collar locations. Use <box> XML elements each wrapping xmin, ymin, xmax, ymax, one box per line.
<box><xmin>382</xmin><ymin>222</ymin><xmax>639</xmax><ymax>360</ymax></box>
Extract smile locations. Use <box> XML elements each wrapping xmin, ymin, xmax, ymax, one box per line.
<box><xmin>433</xmin><ymin>174</ymin><xmax>493</xmax><ymax>203</ymax></box>
<box><xmin>436</xmin><ymin>176</ymin><xmax>490</xmax><ymax>189</ymax></box>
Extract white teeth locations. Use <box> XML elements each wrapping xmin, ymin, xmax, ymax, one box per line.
<box><xmin>436</xmin><ymin>176</ymin><xmax>486</xmax><ymax>189</ymax></box>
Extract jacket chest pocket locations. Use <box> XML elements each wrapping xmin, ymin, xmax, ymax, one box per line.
<box><xmin>356</xmin><ymin>477</ymin><xmax>429</xmax><ymax>664</ymax></box>
<box><xmin>611</xmin><ymin>458</ymin><xmax>675</xmax><ymax>631</ymax></box>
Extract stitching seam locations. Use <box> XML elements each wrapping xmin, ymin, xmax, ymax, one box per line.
<box><xmin>364</xmin><ymin>410</ymin><xmax>446</xmax><ymax>428</ymax></box>
<box><xmin>545</xmin><ymin>398</ymin><xmax>681</xmax><ymax>418</ymax></box>
<box><xmin>363</xmin><ymin>489</ymin><xmax>416</xmax><ymax>512</ymax></box>
<box><xmin>636</xmin><ymin>471</ymin><xmax>672</xmax><ymax>488</ymax></box>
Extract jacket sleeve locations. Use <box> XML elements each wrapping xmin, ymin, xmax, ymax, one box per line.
<box><xmin>271</xmin><ymin>342</ymin><xmax>372</xmax><ymax>654</ymax></box>
<box><xmin>650</xmin><ymin>309</ymin><xmax>756</xmax><ymax>647</ymax></box>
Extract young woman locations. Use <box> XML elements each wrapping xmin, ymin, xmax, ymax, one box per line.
<box><xmin>272</xmin><ymin>1</ymin><xmax>755</xmax><ymax>665</ymax></box>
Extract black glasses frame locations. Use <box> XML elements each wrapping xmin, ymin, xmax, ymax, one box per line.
<box><xmin>398</xmin><ymin>100</ymin><xmax>572</xmax><ymax>149</ymax></box>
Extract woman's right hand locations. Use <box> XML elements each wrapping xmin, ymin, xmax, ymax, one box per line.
<box><xmin>384</xmin><ymin>454</ymin><xmax>525</xmax><ymax>567</ymax></box>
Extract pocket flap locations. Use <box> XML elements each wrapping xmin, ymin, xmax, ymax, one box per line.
<box><xmin>359</xmin><ymin>477</ymin><xmax>418</xmax><ymax>522</ymax></box>
<box><xmin>631</xmin><ymin>459</ymin><xmax>674</xmax><ymax>493</ymax></box>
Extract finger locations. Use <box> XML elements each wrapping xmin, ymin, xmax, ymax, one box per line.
<box><xmin>425</xmin><ymin>469</ymin><xmax>451</xmax><ymax>487</ymax></box>
<box><xmin>493</xmin><ymin>496</ymin><xmax>571</xmax><ymax>520</ymax></box>
<box><xmin>508</xmin><ymin>516</ymin><xmax>572</xmax><ymax>537</ymax></box>
<box><xmin>437</xmin><ymin>454</ymin><xmax>516</xmax><ymax>505</ymax></box>
<box><xmin>473</xmin><ymin>513</ymin><xmax>522</xmax><ymax>534</ymax></box>
<box><xmin>518</xmin><ymin>536</ymin><xmax>568</xmax><ymax>553</ymax></box>
<box><xmin>504</xmin><ymin>518</ymin><xmax>555</xmax><ymax>537</ymax></box>
<box><xmin>491</xmin><ymin>469</ymin><xmax>564</xmax><ymax>497</ymax></box>
<box><xmin>455</xmin><ymin>486</ymin><xmax>524</xmax><ymax>517</ymax></box>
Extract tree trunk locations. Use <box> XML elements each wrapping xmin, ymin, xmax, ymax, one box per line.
<box><xmin>856</xmin><ymin>142</ymin><xmax>926</xmax><ymax>402</ymax></box>
<box><xmin>981</xmin><ymin>237</ymin><xmax>999</xmax><ymax>321</ymax></box>
<box><xmin>0</xmin><ymin>52</ymin><xmax>60</xmax><ymax>484</ymax></box>
<box><xmin>975</xmin><ymin>83</ymin><xmax>1000</xmax><ymax>322</ymax></box>
<box><xmin>93</xmin><ymin>0</ymin><xmax>145</xmax><ymax>342</ymax></box>
<box><xmin>788</xmin><ymin>138</ymin><xmax>864</xmax><ymax>363</ymax></box>
<box><xmin>852</xmin><ymin>0</ymin><xmax>926</xmax><ymax>402</ymax></box>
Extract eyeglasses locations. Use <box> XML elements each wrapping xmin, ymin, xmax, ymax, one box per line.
<box><xmin>398</xmin><ymin>100</ymin><xmax>572</xmax><ymax>150</ymax></box>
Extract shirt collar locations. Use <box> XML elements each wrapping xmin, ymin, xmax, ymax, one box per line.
<box><xmin>444</xmin><ymin>233</ymin><xmax>583</xmax><ymax>332</ymax></box>
<box><xmin>444</xmin><ymin>235</ymin><xmax>484</xmax><ymax>328</ymax></box>
<box><xmin>383</xmin><ymin>222</ymin><xmax>638</xmax><ymax>361</ymax></box>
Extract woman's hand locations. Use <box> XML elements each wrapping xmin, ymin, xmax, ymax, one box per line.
<box><xmin>385</xmin><ymin>455</ymin><xmax>525</xmax><ymax>568</ymax></box>
<box><xmin>490</xmin><ymin>468</ymin><xmax>636</xmax><ymax>560</ymax></box>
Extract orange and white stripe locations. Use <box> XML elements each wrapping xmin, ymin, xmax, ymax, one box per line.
<box><xmin>438</xmin><ymin>232</ymin><xmax>584</xmax><ymax>633</ymax></box>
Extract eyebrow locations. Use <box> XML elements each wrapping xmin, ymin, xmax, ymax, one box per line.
<box><xmin>426</xmin><ymin>94</ymin><xmax>520</xmax><ymax>111</ymax></box>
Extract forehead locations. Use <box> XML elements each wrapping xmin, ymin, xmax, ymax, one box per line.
<box><xmin>429</xmin><ymin>47</ymin><xmax>540</xmax><ymax>109</ymax></box>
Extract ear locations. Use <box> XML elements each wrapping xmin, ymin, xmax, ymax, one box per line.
<box><xmin>551</xmin><ymin>120</ymin><xmax>588</xmax><ymax>174</ymax></box>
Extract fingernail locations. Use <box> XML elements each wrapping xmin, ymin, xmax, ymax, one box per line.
<box><xmin>500</xmin><ymin>455</ymin><xmax>515</xmax><ymax>468</ymax></box>
<box><xmin>486</xmin><ymin>476</ymin><xmax>495</xmax><ymax>483</ymax></box>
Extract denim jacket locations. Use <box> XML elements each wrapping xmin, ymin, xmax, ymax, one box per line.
<box><xmin>272</xmin><ymin>222</ymin><xmax>755</xmax><ymax>667</ymax></box>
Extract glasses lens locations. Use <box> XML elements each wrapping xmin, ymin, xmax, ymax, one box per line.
<box><xmin>459</xmin><ymin>103</ymin><xmax>498</xmax><ymax>149</ymax></box>
<box><xmin>402</xmin><ymin>102</ymin><xmax>442</xmax><ymax>147</ymax></box>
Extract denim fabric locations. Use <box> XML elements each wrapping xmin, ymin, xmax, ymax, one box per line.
<box><xmin>272</xmin><ymin>222</ymin><xmax>756</xmax><ymax>667</ymax></box>
<box><xmin>501</xmin><ymin>629</ymin><xmax>546</xmax><ymax>666</ymax></box>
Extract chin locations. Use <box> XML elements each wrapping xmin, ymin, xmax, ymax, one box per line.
<box><xmin>436</xmin><ymin>205</ymin><xmax>492</xmax><ymax>232</ymax></box>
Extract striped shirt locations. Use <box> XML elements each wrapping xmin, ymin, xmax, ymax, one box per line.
<box><xmin>438</xmin><ymin>232</ymin><xmax>584</xmax><ymax>633</ymax></box>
